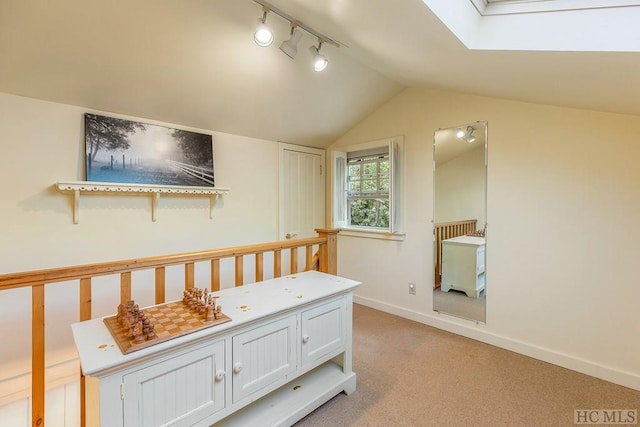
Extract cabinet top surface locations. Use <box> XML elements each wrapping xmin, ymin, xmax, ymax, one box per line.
<box><xmin>71</xmin><ymin>271</ymin><xmax>360</xmax><ymax>376</ymax></box>
<box><xmin>443</xmin><ymin>235</ymin><xmax>486</xmax><ymax>246</ymax></box>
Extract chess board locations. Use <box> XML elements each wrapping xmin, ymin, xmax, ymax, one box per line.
<box><xmin>103</xmin><ymin>300</ymin><xmax>231</xmax><ymax>355</ymax></box>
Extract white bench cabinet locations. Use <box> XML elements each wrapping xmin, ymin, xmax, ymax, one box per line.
<box><xmin>71</xmin><ymin>271</ymin><xmax>361</xmax><ymax>427</ymax></box>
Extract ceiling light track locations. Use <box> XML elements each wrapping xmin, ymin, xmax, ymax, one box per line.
<box><xmin>252</xmin><ymin>0</ymin><xmax>344</xmax><ymax>49</ymax></box>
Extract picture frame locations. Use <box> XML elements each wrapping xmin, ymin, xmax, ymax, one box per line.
<box><xmin>84</xmin><ymin>113</ymin><xmax>215</xmax><ymax>187</ymax></box>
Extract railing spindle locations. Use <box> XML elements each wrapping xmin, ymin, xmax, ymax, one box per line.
<box><xmin>79</xmin><ymin>278</ymin><xmax>91</xmax><ymax>427</ymax></box>
<box><xmin>304</xmin><ymin>245</ymin><xmax>313</xmax><ymax>271</ymax></box>
<box><xmin>32</xmin><ymin>283</ymin><xmax>45</xmax><ymax>427</ymax></box>
<box><xmin>235</xmin><ymin>255</ymin><xmax>243</xmax><ymax>286</ymax></box>
<box><xmin>290</xmin><ymin>248</ymin><xmax>298</xmax><ymax>274</ymax></box>
<box><xmin>255</xmin><ymin>253</ymin><xmax>263</xmax><ymax>282</ymax></box>
<box><xmin>185</xmin><ymin>263</ymin><xmax>194</xmax><ymax>290</ymax></box>
<box><xmin>120</xmin><ymin>272</ymin><xmax>131</xmax><ymax>304</ymax></box>
<box><xmin>274</xmin><ymin>250</ymin><xmax>281</xmax><ymax>278</ymax></box>
<box><xmin>79</xmin><ymin>278</ymin><xmax>92</xmax><ymax>321</ymax></box>
<box><xmin>211</xmin><ymin>259</ymin><xmax>220</xmax><ymax>291</ymax></box>
<box><xmin>155</xmin><ymin>267</ymin><xmax>165</xmax><ymax>304</ymax></box>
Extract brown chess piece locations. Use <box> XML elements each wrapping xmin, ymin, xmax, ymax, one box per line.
<box><xmin>134</xmin><ymin>321</ymin><xmax>145</xmax><ymax>344</ymax></box>
<box><xmin>116</xmin><ymin>303</ymin><xmax>124</xmax><ymax>323</ymax></box>
<box><xmin>142</xmin><ymin>318</ymin><xmax>151</xmax><ymax>337</ymax></box>
<box><xmin>205</xmin><ymin>303</ymin><xmax>215</xmax><ymax>321</ymax></box>
<box><xmin>147</xmin><ymin>323</ymin><xmax>157</xmax><ymax>339</ymax></box>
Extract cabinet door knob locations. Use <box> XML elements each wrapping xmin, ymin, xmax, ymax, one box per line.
<box><xmin>302</xmin><ymin>334</ymin><xmax>310</xmax><ymax>344</ymax></box>
<box><xmin>215</xmin><ymin>370</ymin><xmax>225</xmax><ymax>382</ymax></box>
<box><xmin>233</xmin><ymin>362</ymin><xmax>243</xmax><ymax>374</ymax></box>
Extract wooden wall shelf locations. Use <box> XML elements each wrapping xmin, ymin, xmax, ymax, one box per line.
<box><xmin>56</xmin><ymin>181</ymin><xmax>230</xmax><ymax>224</ymax></box>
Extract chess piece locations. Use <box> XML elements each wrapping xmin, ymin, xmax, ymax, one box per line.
<box><xmin>205</xmin><ymin>303</ymin><xmax>215</xmax><ymax>321</ymax></box>
<box><xmin>123</xmin><ymin>317</ymin><xmax>131</xmax><ymax>333</ymax></box>
<box><xmin>128</xmin><ymin>320</ymin><xmax>136</xmax><ymax>339</ymax></box>
<box><xmin>147</xmin><ymin>323</ymin><xmax>157</xmax><ymax>339</ymax></box>
<box><xmin>116</xmin><ymin>303</ymin><xmax>124</xmax><ymax>322</ymax></box>
<box><xmin>142</xmin><ymin>318</ymin><xmax>151</xmax><ymax>337</ymax></box>
<box><xmin>134</xmin><ymin>321</ymin><xmax>145</xmax><ymax>344</ymax></box>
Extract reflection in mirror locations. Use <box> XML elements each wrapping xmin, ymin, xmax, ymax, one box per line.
<box><xmin>433</xmin><ymin>122</ymin><xmax>487</xmax><ymax>323</ymax></box>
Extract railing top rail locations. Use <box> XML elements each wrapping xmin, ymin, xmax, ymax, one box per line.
<box><xmin>0</xmin><ymin>236</ymin><xmax>326</xmax><ymax>291</ymax></box>
<box><xmin>434</xmin><ymin>219</ymin><xmax>477</xmax><ymax>227</ymax></box>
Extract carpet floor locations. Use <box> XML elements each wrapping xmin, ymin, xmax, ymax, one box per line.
<box><xmin>295</xmin><ymin>304</ymin><xmax>639</xmax><ymax>427</ymax></box>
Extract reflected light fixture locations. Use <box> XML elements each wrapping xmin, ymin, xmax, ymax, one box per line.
<box><xmin>254</xmin><ymin>7</ymin><xmax>274</xmax><ymax>47</ymax></box>
<box><xmin>466</xmin><ymin>127</ymin><xmax>477</xmax><ymax>143</ymax></box>
<box><xmin>279</xmin><ymin>25</ymin><xmax>303</xmax><ymax>59</ymax></box>
<box><xmin>310</xmin><ymin>40</ymin><xmax>328</xmax><ymax>72</ymax></box>
<box><xmin>456</xmin><ymin>126</ymin><xmax>477</xmax><ymax>143</ymax></box>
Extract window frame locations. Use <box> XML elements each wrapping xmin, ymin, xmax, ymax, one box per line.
<box><xmin>331</xmin><ymin>136</ymin><xmax>405</xmax><ymax>241</ymax></box>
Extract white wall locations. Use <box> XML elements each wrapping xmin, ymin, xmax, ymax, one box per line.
<box><xmin>0</xmin><ymin>92</ymin><xmax>282</xmax><ymax>405</ymax></box>
<box><xmin>435</xmin><ymin>145</ymin><xmax>486</xmax><ymax>226</ymax></box>
<box><xmin>330</xmin><ymin>87</ymin><xmax>640</xmax><ymax>390</ymax></box>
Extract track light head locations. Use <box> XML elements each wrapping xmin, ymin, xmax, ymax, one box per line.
<box><xmin>466</xmin><ymin>126</ymin><xmax>476</xmax><ymax>143</ymax></box>
<box><xmin>254</xmin><ymin>8</ymin><xmax>273</xmax><ymax>47</ymax></box>
<box><xmin>279</xmin><ymin>26</ymin><xmax>303</xmax><ymax>59</ymax></box>
<box><xmin>456</xmin><ymin>126</ymin><xmax>477</xmax><ymax>143</ymax></box>
<box><xmin>310</xmin><ymin>41</ymin><xmax>328</xmax><ymax>72</ymax></box>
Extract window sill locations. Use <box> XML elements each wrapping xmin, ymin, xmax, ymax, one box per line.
<box><xmin>339</xmin><ymin>228</ymin><xmax>406</xmax><ymax>241</ymax></box>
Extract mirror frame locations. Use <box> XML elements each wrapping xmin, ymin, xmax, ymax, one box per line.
<box><xmin>432</xmin><ymin>121</ymin><xmax>487</xmax><ymax>323</ymax></box>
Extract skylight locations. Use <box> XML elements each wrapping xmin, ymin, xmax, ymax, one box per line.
<box><xmin>473</xmin><ymin>0</ymin><xmax>640</xmax><ymax>15</ymax></box>
<box><xmin>422</xmin><ymin>0</ymin><xmax>640</xmax><ymax>51</ymax></box>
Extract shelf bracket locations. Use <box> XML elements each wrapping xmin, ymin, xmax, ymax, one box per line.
<box><xmin>209</xmin><ymin>194</ymin><xmax>219</xmax><ymax>220</ymax></box>
<box><xmin>152</xmin><ymin>192</ymin><xmax>160</xmax><ymax>222</ymax></box>
<box><xmin>73</xmin><ymin>189</ymin><xmax>80</xmax><ymax>225</ymax></box>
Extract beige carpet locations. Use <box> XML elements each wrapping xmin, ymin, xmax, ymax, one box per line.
<box><xmin>295</xmin><ymin>304</ymin><xmax>639</xmax><ymax>427</ymax></box>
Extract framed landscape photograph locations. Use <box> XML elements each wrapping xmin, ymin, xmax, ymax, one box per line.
<box><xmin>85</xmin><ymin>113</ymin><xmax>215</xmax><ymax>187</ymax></box>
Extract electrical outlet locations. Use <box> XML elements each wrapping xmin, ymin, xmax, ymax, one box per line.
<box><xmin>408</xmin><ymin>282</ymin><xmax>416</xmax><ymax>295</ymax></box>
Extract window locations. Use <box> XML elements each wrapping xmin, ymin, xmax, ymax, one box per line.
<box><xmin>347</xmin><ymin>150</ymin><xmax>390</xmax><ymax>228</ymax></box>
<box><xmin>332</xmin><ymin>137</ymin><xmax>404</xmax><ymax>240</ymax></box>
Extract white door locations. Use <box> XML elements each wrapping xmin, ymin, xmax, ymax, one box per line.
<box><xmin>279</xmin><ymin>143</ymin><xmax>325</xmax><ymax>240</ymax></box>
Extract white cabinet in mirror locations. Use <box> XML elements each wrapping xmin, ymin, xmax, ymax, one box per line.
<box><xmin>432</xmin><ymin>122</ymin><xmax>487</xmax><ymax>323</ymax></box>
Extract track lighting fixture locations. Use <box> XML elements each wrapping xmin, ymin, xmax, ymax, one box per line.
<box><xmin>252</xmin><ymin>0</ymin><xmax>343</xmax><ymax>71</ymax></box>
<box><xmin>254</xmin><ymin>7</ymin><xmax>274</xmax><ymax>47</ymax></box>
<box><xmin>310</xmin><ymin>40</ymin><xmax>328</xmax><ymax>72</ymax></box>
<box><xmin>279</xmin><ymin>25</ymin><xmax>303</xmax><ymax>59</ymax></box>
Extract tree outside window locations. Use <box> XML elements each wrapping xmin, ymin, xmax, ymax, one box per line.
<box><xmin>347</xmin><ymin>153</ymin><xmax>390</xmax><ymax>228</ymax></box>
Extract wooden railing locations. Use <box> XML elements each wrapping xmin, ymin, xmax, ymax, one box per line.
<box><xmin>433</xmin><ymin>220</ymin><xmax>477</xmax><ymax>288</ymax></box>
<box><xmin>0</xmin><ymin>228</ymin><xmax>339</xmax><ymax>427</ymax></box>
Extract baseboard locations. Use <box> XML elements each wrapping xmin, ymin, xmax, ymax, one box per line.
<box><xmin>354</xmin><ymin>295</ymin><xmax>640</xmax><ymax>392</ymax></box>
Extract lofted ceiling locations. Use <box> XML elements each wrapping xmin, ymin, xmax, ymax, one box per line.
<box><xmin>0</xmin><ymin>0</ymin><xmax>639</xmax><ymax>148</ymax></box>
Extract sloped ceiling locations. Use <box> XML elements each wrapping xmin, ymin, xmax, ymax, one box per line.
<box><xmin>0</xmin><ymin>0</ymin><xmax>639</xmax><ymax>148</ymax></box>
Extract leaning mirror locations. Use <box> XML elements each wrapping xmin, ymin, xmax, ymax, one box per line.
<box><xmin>433</xmin><ymin>122</ymin><xmax>487</xmax><ymax>323</ymax></box>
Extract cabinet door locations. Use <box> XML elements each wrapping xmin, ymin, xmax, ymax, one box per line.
<box><xmin>443</xmin><ymin>243</ymin><xmax>475</xmax><ymax>288</ymax></box>
<box><xmin>232</xmin><ymin>315</ymin><xmax>297</xmax><ymax>403</ymax></box>
<box><xmin>122</xmin><ymin>340</ymin><xmax>225</xmax><ymax>427</ymax></box>
<box><xmin>301</xmin><ymin>297</ymin><xmax>346</xmax><ymax>369</ymax></box>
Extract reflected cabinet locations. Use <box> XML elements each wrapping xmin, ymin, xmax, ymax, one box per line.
<box><xmin>441</xmin><ymin>236</ymin><xmax>485</xmax><ymax>298</ymax></box>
